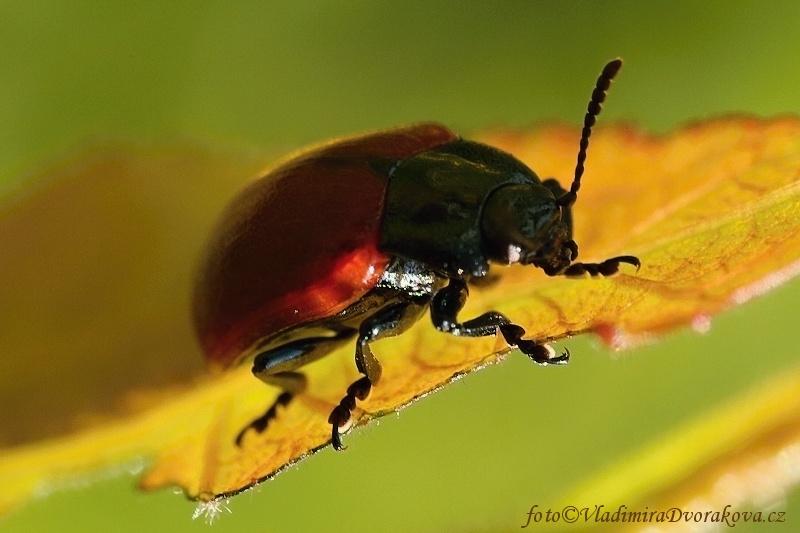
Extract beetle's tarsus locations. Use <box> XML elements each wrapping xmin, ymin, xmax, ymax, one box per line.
<box><xmin>234</xmin><ymin>368</ymin><xmax>308</xmax><ymax>446</ymax></box>
<box><xmin>328</xmin><ymin>405</ymin><xmax>350</xmax><ymax>451</ymax></box>
<box><xmin>235</xmin><ymin>391</ymin><xmax>294</xmax><ymax>447</ymax></box>
<box><xmin>552</xmin><ymin>347</ymin><xmax>570</xmax><ymax>364</ymax></box>
<box><xmin>563</xmin><ymin>255</ymin><xmax>640</xmax><ymax>277</ymax></box>
<box><xmin>498</xmin><ymin>324</ymin><xmax>570</xmax><ymax>365</ymax></box>
<box><xmin>619</xmin><ymin>255</ymin><xmax>642</xmax><ymax>271</ymax></box>
<box><xmin>329</xmin><ymin>376</ymin><xmax>372</xmax><ymax>451</ymax></box>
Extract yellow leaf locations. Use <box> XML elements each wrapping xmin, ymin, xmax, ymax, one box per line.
<box><xmin>0</xmin><ymin>118</ymin><xmax>799</xmax><ymax>515</ymax></box>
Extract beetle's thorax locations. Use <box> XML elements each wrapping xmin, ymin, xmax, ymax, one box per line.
<box><xmin>378</xmin><ymin>139</ymin><xmax>544</xmax><ymax>280</ymax></box>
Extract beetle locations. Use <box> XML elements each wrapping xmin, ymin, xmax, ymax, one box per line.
<box><xmin>193</xmin><ymin>59</ymin><xmax>639</xmax><ymax>450</ymax></box>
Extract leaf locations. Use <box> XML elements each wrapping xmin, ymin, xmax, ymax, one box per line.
<box><xmin>0</xmin><ymin>117</ymin><xmax>799</xmax><ymax>516</ymax></box>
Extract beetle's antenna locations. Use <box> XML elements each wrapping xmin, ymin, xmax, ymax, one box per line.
<box><xmin>557</xmin><ymin>58</ymin><xmax>622</xmax><ymax>208</ymax></box>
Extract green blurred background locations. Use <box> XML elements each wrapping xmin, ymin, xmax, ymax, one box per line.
<box><xmin>1</xmin><ymin>1</ymin><xmax>799</xmax><ymax>532</ymax></box>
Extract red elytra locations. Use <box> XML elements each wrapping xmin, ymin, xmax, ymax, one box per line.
<box><xmin>193</xmin><ymin>123</ymin><xmax>457</xmax><ymax>368</ymax></box>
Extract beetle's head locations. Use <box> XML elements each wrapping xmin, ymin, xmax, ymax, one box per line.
<box><xmin>479</xmin><ymin>58</ymin><xmax>624</xmax><ymax>277</ymax></box>
<box><xmin>480</xmin><ymin>183</ymin><xmax>573</xmax><ymax>274</ymax></box>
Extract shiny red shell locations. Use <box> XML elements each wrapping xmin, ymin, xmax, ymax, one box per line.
<box><xmin>194</xmin><ymin>123</ymin><xmax>458</xmax><ymax>367</ymax></box>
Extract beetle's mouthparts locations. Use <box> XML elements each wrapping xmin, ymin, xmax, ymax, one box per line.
<box><xmin>522</xmin><ymin>222</ymin><xmax>572</xmax><ymax>275</ymax></box>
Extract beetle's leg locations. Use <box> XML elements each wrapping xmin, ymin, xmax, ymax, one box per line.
<box><xmin>562</xmin><ymin>255</ymin><xmax>640</xmax><ymax>277</ymax></box>
<box><xmin>329</xmin><ymin>296</ymin><xmax>428</xmax><ymax>451</ymax></box>
<box><xmin>431</xmin><ymin>278</ymin><xmax>569</xmax><ymax>365</ymax></box>
<box><xmin>235</xmin><ymin>371</ymin><xmax>305</xmax><ymax>446</ymax></box>
<box><xmin>431</xmin><ymin>278</ymin><xmax>510</xmax><ymax>336</ymax></box>
<box><xmin>498</xmin><ymin>324</ymin><xmax>569</xmax><ymax>366</ymax></box>
<box><xmin>236</xmin><ymin>330</ymin><xmax>354</xmax><ymax>446</ymax></box>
